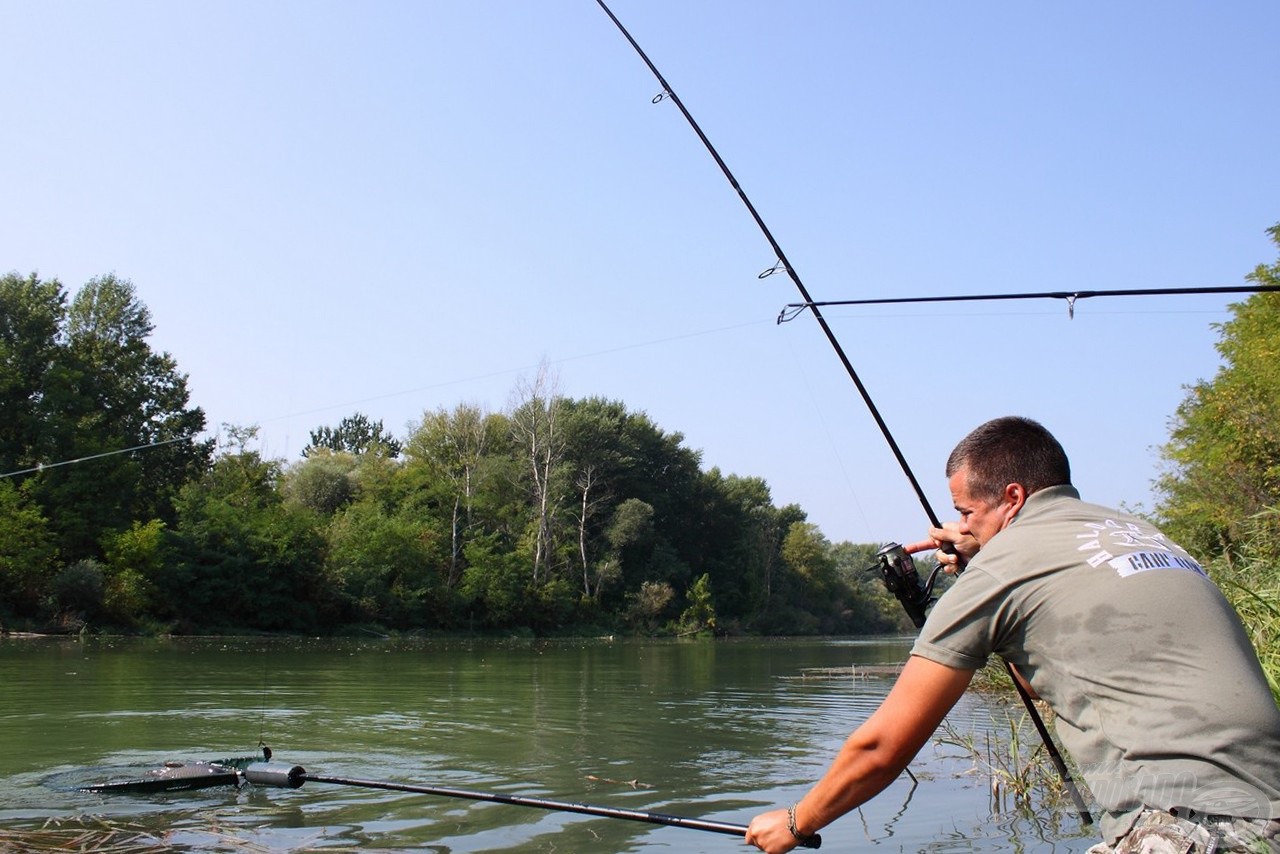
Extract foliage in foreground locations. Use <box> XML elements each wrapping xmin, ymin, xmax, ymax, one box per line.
<box><xmin>1203</xmin><ymin>509</ymin><xmax>1280</xmax><ymax>701</ymax></box>
<box><xmin>941</xmin><ymin>662</ymin><xmax>1085</xmax><ymax>825</ymax></box>
<box><xmin>937</xmin><ymin>707</ymin><xmax>1070</xmax><ymax>816</ymax></box>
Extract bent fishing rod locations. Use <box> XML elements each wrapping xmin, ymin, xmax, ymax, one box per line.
<box><xmin>84</xmin><ymin>755</ymin><xmax>821</xmax><ymax>848</ymax></box>
<box><xmin>595</xmin><ymin>0</ymin><xmax>1092</xmax><ymax>825</ymax></box>
<box><xmin>592</xmin><ymin>0</ymin><xmax>935</xmax><ymax>529</ymax></box>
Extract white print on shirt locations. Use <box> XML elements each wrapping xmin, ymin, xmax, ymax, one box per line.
<box><xmin>1106</xmin><ymin>550</ymin><xmax>1207</xmax><ymax>579</ymax></box>
<box><xmin>1074</xmin><ymin>519</ymin><xmax>1206</xmax><ymax>579</ymax></box>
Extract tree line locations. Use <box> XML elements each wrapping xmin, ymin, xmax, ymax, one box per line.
<box><xmin>0</xmin><ymin>272</ymin><xmax>903</xmax><ymax>635</ymax></box>
<box><xmin>3</xmin><ymin>222</ymin><xmax>1277</xmax><ymax>656</ymax></box>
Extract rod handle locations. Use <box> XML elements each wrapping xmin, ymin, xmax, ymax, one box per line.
<box><xmin>244</xmin><ymin>761</ymin><xmax>307</xmax><ymax>789</ymax></box>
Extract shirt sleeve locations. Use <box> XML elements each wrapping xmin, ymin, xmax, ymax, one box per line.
<box><xmin>910</xmin><ymin>565</ymin><xmax>1005</xmax><ymax>671</ymax></box>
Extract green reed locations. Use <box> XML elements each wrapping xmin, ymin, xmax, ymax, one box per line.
<box><xmin>936</xmin><ymin>701</ymin><xmax>1072</xmax><ymax>817</ymax></box>
<box><xmin>1210</xmin><ymin>508</ymin><xmax>1280</xmax><ymax>702</ymax></box>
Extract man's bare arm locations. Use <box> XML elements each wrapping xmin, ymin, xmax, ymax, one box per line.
<box><xmin>745</xmin><ymin>656</ymin><xmax>975</xmax><ymax>853</ymax></box>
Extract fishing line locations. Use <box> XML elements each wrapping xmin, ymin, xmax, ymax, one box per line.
<box><xmin>778</xmin><ymin>328</ymin><xmax>876</xmax><ymax>542</ymax></box>
<box><xmin>258</xmin><ymin>658</ymin><xmax>270</xmax><ymax>754</ymax></box>
<box><xmin>245</xmin><ymin>318</ymin><xmax>774</xmax><ymax>432</ymax></box>
<box><xmin>10</xmin><ymin>316</ymin><xmax>771</xmax><ymax>479</ymax></box>
<box><xmin>0</xmin><ymin>437</ymin><xmax>188</xmax><ymax>480</ymax></box>
<box><xmin>595</xmin><ymin>0</ymin><xmax>1092</xmax><ymax>825</ymax></box>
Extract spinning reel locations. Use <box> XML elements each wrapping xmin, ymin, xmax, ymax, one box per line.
<box><xmin>870</xmin><ymin>543</ymin><xmax>945</xmax><ymax>629</ymax></box>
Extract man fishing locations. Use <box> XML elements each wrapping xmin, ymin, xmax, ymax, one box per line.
<box><xmin>746</xmin><ymin>416</ymin><xmax>1280</xmax><ymax>853</ymax></box>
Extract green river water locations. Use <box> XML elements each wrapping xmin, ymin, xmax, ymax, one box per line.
<box><xmin>0</xmin><ymin>635</ymin><xmax>1096</xmax><ymax>852</ymax></box>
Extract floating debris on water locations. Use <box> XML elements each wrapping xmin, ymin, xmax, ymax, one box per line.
<box><xmin>783</xmin><ymin>663</ymin><xmax>906</xmax><ymax>680</ymax></box>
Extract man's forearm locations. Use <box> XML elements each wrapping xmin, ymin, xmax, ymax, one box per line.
<box><xmin>789</xmin><ymin>657</ymin><xmax>974</xmax><ymax>837</ymax></box>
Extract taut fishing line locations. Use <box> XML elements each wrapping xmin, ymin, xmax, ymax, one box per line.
<box><xmin>594</xmin><ymin>0</ymin><xmax>1093</xmax><ymax>824</ymax></box>
<box><xmin>777</xmin><ymin>330</ymin><xmax>876</xmax><ymax>541</ymax></box>
<box><xmin>0</xmin><ymin>437</ymin><xmax>188</xmax><ymax>480</ymax></box>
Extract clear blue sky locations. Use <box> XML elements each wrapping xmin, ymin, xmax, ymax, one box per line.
<box><xmin>3</xmin><ymin>1</ymin><xmax>1277</xmax><ymax>545</ymax></box>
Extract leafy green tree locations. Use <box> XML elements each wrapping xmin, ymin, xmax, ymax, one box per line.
<box><xmin>102</xmin><ymin>519</ymin><xmax>167</xmax><ymax>625</ymax></box>
<box><xmin>831</xmin><ymin>541</ymin><xmax>905</xmax><ymax>632</ymax></box>
<box><xmin>570</xmin><ymin>463</ymin><xmax>608</xmax><ymax>598</ymax></box>
<box><xmin>325</xmin><ymin>500</ymin><xmax>444</xmax><ymax>627</ymax></box>
<box><xmin>679</xmin><ymin>469</ymin><xmax>806</xmax><ymax>626</ymax></box>
<box><xmin>679</xmin><ymin>573</ymin><xmax>717</xmax><ymax>635</ymax></box>
<box><xmin>601</xmin><ymin>497</ymin><xmax>655</xmax><ymax>598</ymax></box>
<box><xmin>623</xmin><ymin>580</ymin><xmax>676</xmax><ymax>632</ymax></box>
<box><xmin>201</xmin><ymin>425</ymin><xmax>281</xmax><ymax>506</ymax></box>
<box><xmin>559</xmin><ymin>397</ymin><xmax>706</xmax><ymax>595</ymax></box>
<box><xmin>0</xmin><ymin>480</ymin><xmax>59</xmax><ymax>620</ymax></box>
<box><xmin>284</xmin><ymin>451</ymin><xmax>360</xmax><ymax>515</ymax></box>
<box><xmin>52</xmin><ymin>559</ymin><xmax>105</xmax><ymax>623</ymax></box>
<box><xmin>0</xmin><ymin>272</ymin><xmax>66</xmax><ymax>474</ymax></box>
<box><xmin>403</xmin><ymin>404</ymin><xmax>511</xmax><ymax>586</ymax></box>
<box><xmin>776</xmin><ymin>521</ymin><xmax>841</xmax><ymax>633</ymax></box>
<box><xmin>28</xmin><ymin>274</ymin><xmax>209</xmax><ymax>559</ymax></box>
<box><xmin>304</xmin><ymin>412</ymin><xmax>402</xmax><ymax>458</ymax></box>
<box><xmin>532</xmin><ymin>576</ymin><xmax>579</xmax><ymax>632</ymax></box>
<box><xmin>782</xmin><ymin>522</ymin><xmax>837</xmax><ymax>595</ymax></box>
<box><xmin>561</xmin><ymin>398</ymin><xmax>704</xmax><ymax>557</ymax></box>
<box><xmin>1156</xmin><ymin>225</ymin><xmax>1280</xmax><ymax>555</ymax></box>
<box><xmin>166</xmin><ymin>430</ymin><xmax>329</xmax><ymax>631</ymax></box>
<box><xmin>460</xmin><ymin>533</ymin><xmax>530</xmax><ymax>627</ymax></box>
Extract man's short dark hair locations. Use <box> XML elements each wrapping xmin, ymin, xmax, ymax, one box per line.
<box><xmin>945</xmin><ymin>416</ymin><xmax>1071</xmax><ymax>502</ymax></box>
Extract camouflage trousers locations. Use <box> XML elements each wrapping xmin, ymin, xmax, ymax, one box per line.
<box><xmin>1088</xmin><ymin>809</ymin><xmax>1280</xmax><ymax>853</ymax></box>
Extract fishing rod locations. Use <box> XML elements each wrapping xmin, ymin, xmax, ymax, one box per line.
<box><xmin>592</xmin><ymin>0</ymin><xmax>936</xmax><ymax>531</ymax></box>
<box><xmin>594</xmin><ymin>0</ymin><xmax>1093</xmax><ymax>826</ymax></box>
<box><xmin>260</xmin><ymin>763</ymin><xmax>821</xmax><ymax>847</ymax></box>
<box><xmin>777</xmin><ymin>284</ymin><xmax>1280</xmax><ymax>323</ymax></box>
<box><xmin>84</xmin><ymin>754</ymin><xmax>821</xmax><ymax>848</ymax></box>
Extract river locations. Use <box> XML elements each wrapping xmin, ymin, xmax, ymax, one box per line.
<box><xmin>0</xmin><ymin>635</ymin><xmax>1096</xmax><ymax>852</ymax></box>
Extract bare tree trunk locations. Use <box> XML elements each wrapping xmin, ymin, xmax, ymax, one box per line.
<box><xmin>576</xmin><ymin>465</ymin><xmax>597</xmax><ymax>597</ymax></box>
<box><xmin>510</xmin><ymin>363</ymin><xmax>564</xmax><ymax>586</ymax></box>
<box><xmin>449</xmin><ymin>494</ymin><xmax>462</xmax><ymax>587</ymax></box>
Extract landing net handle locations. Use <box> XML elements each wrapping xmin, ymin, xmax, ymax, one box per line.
<box><xmin>243</xmin><ymin>762</ymin><xmax>822</xmax><ymax>848</ymax></box>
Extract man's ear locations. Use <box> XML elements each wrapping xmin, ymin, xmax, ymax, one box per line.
<box><xmin>1002</xmin><ymin>482</ymin><xmax>1028</xmax><ymax>520</ymax></box>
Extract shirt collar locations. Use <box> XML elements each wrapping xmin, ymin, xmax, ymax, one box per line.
<box><xmin>1011</xmin><ymin>483</ymin><xmax>1079</xmax><ymax>527</ymax></box>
